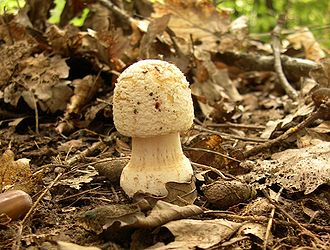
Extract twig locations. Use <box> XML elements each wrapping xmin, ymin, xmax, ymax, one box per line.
<box><xmin>271</xmin><ymin>12</ymin><xmax>298</xmax><ymax>100</ymax></box>
<box><xmin>13</xmin><ymin>173</ymin><xmax>63</xmax><ymax>250</ymax></box>
<box><xmin>262</xmin><ymin>189</ymin><xmax>324</xmax><ymax>246</ymax></box>
<box><xmin>204</xmin><ymin>210</ymin><xmax>330</xmax><ymax>233</ymax></box>
<box><xmin>215</xmin><ymin>52</ymin><xmax>318</xmax><ymax>80</ymax></box>
<box><xmin>244</xmin><ymin>102</ymin><xmax>328</xmax><ymax>157</ymax></box>
<box><xmin>206</xmin><ymin>122</ymin><xmax>265</xmax><ymax>130</ymax></box>
<box><xmin>31</xmin><ymin>94</ymin><xmax>39</xmax><ymax>134</ymax></box>
<box><xmin>191</xmin><ymin>161</ymin><xmax>233</xmax><ymax>181</ymax></box>
<box><xmin>184</xmin><ymin>146</ymin><xmax>241</xmax><ymax>163</ymax></box>
<box><xmin>97</xmin><ymin>0</ymin><xmax>136</xmax><ymax>24</ymax></box>
<box><xmin>66</xmin><ymin>141</ymin><xmax>107</xmax><ymax>165</ymax></box>
<box><xmin>263</xmin><ymin>188</ymin><xmax>283</xmax><ymax>250</ymax></box>
<box><xmin>194</xmin><ymin>125</ymin><xmax>267</xmax><ymax>143</ymax></box>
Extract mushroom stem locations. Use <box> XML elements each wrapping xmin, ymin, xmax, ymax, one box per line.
<box><xmin>120</xmin><ymin>132</ymin><xmax>193</xmax><ymax>197</ymax></box>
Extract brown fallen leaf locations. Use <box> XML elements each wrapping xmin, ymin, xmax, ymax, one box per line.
<box><xmin>80</xmin><ymin>200</ymin><xmax>203</xmax><ymax>235</ymax></box>
<box><xmin>140</xmin><ymin>14</ymin><xmax>171</xmax><ymax>59</ymax></box>
<box><xmin>309</xmin><ymin>57</ymin><xmax>330</xmax><ymax>88</ymax></box>
<box><xmin>3</xmin><ymin>53</ymin><xmax>72</xmax><ymax>113</ymax></box>
<box><xmin>287</xmin><ymin>27</ymin><xmax>326</xmax><ymax>62</ymax></box>
<box><xmin>0</xmin><ymin>149</ymin><xmax>32</xmax><ymax>193</ymax></box>
<box><xmin>149</xmin><ymin>218</ymin><xmax>242</xmax><ymax>249</ymax></box>
<box><xmin>153</xmin><ymin>0</ymin><xmax>247</xmax><ymax>53</ymax></box>
<box><xmin>248</xmin><ymin>141</ymin><xmax>330</xmax><ymax>194</ymax></box>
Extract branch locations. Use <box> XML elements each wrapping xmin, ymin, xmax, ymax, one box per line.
<box><xmin>215</xmin><ymin>52</ymin><xmax>318</xmax><ymax>80</ymax></box>
<box><xmin>271</xmin><ymin>12</ymin><xmax>298</xmax><ymax>100</ymax></box>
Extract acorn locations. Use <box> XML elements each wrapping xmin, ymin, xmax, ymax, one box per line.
<box><xmin>0</xmin><ymin>190</ymin><xmax>32</xmax><ymax>220</ymax></box>
<box><xmin>312</xmin><ymin>88</ymin><xmax>330</xmax><ymax>120</ymax></box>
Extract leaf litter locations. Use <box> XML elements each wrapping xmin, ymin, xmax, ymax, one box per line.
<box><xmin>0</xmin><ymin>0</ymin><xmax>329</xmax><ymax>249</ymax></box>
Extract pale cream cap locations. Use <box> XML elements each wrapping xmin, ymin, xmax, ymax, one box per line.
<box><xmin>113</xmin><ymin>60</ymin><xmax>194</xmax><ymax>137</ymax></box>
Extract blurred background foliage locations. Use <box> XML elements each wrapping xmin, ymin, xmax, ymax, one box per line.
<box><xmin>1</xmin><ymin>0</ymin><xmax>329</xmax><ymax>47</ymax></box>
<box><xmin>218</xmin><ymin>0</ymin><xmax>330</xmax><ymax>47</ymax></box>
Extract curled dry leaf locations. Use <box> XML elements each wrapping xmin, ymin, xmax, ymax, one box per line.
<box><xmin>150</xmin><ymin>219</ymin><xmax>242</xmax><ymax>249</ymax></box>
<box><xmin>191</xmin><ymin>51</ymin><xmax>242</xmax><ymax>120</ymax></box>
<box><xmin>56</xmin><ymin>75</ymin><xmax>104</xmax><ymax>134</ymax></box>
<box><xmin>287</xmin><ymin>27</ymin><xmax>326</xmax><ymax>61</ymax></box>
<box><xmin>202</xmin><ymin>179</ymin><xmax>256</xmax><ymax>209</ymax></box>
<box><xmin>0</xmin><ymin>150</ymin><xmax>32</xmax><ymax>193</ymax></box>
<box><xmin>309</xmin><ymin>58</ymin><xmax>330</xmax><ymax>88</ymax></box>
<box><xmin>140</xmin><ymin>14</ymin><xmax>171</xmax><ymax>59</ymax></box>
<box><xmin>80</xmin><ymin>200</ymin><xmax>203</xmax><ymax>235</ymax></box>
<box><xmin>261</xmin><ymin>103</ymin><xmax>314</xmax><ymax>139</ymax></box>
<box><xmin>135</xmin><ymin>179</ymin><xmax>198</xmax><ymax>206</ymax></box>
<box><xmin>67</xmin><ymin>75</ymin><xmax>103</xmax><ymax>114</ymax></box>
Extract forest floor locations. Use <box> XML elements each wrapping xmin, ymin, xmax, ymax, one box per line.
<box><xmin>0</xmin><ymin>1</ymin><xmax>330</xmax><ymax>249</ymax></box>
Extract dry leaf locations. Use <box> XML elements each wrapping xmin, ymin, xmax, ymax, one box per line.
<box><xmin>140</xmin><ymin>14</ymin><xmax>171</xmax><ymax>58</ymax></box>
<box><xmin>249</xmin><ymin>141</ymin><xmax>330</xmax><ymax>194</ymax></box>
<box><xmin>287</xmin><ymin>27</ymin><xmax>326</xmax><ymax>61</ymax></box>
<box><xmin>261</xmin><ymin>103</ymin><xmax>314</xmax><ymax>139</ymax></box>
<box><xmin>309</xmin><ymin>58</ymin><xmax>330</xmax><ymax>88</ymax></box>
<box><xmin>80</xmin><ymin>200</ymin><xmax>203</xmax><ymax>235</ymax></box>
<box><xmin>134</xmin><ymin>178</ymin><xmax>197</xmax><ymax>206</ymax></box>
<box><xmin>58</xmin><ymin>166</ymin><xmax>98</xmax><ymax>190</ymax></box>
<box><xmin>3</xmin><ymin>53</ymin><xmax>72</xmax><ymax>113</ymax></box>
<box><xmin>67</xmin><ymin>75</ymin><xmax>103</xmax><ymax>114</ymax></box>
<box><xmin>57</xmin><ymin>241</ymin><xmax>101</xmax><ymax>250</ymax></box>
<box><xmin>149</xmin><ymin>219</ymin><xmax>242</xmax><ymax>249</ymax></box>
<box><xmin>0</xmin><ymin>150</ymin><xmax>32</xmax><ymax>193</ymax></box>
<box><xmin>153</xmin><ymin>0</ymin><xmax>246</xmax><ymax>53</ymax></box>
<box><xmin>191</xmin><ymin>51</ymin><xmax>242</xmax><ymax>120</ymax></box>
<box><xmin>238</xmin><ymin>222</ymin><xmax>269</xmax><ymax>242</ymax></box>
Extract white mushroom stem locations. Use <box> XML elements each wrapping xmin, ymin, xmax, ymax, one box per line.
<box><xmin>120</xmin><ymin>132</ymin><xmax>193</xmax><ymax>197</ymax></box>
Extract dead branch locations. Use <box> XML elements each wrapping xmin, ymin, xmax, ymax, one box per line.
<box><xmin>204</xmin><ymin>210</ymin><xmax>330</xmax><ymax>233</ymax></box>
<box><xmin>271</xmin><ymin>13</ymin><xmax>298</xmax><ymax>100</ymax></box>
<box><xmin>13</xmin><ymin>173</ymin><xmax>63</xmax><ymax>250</ymax></box>
<box><xmin>215</xmin><ymin>52</ymin><xmax>318</xmax><ymax>80</ymax></box>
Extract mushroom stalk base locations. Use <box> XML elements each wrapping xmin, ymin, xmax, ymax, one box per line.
<box><xmin>120</xmin><ymin>132</ymin><xmax>194</xmax><ymax>197</ymax></box>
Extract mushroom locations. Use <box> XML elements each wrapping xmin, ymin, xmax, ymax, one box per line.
<box><xmin>113</xmin><ymin>59</ymin><xmax>195</xmax><ymax>197</ymax></box>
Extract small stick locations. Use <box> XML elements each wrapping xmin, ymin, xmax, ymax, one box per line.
<box><xmin>66</xmin><ymin>141</ymin><xmax>107</xmax><ymax>165</ymax></box>
<box><xmin>262</xmin><ymin>189</ymin><xmax>324</xmax><ymax>246</ymax></box>
<box><xmin>206</xmin><ymin>122</ymin><xmax>265</xmax><ymax>130</ymax></box>
<box><xmin>271</xmin><ymin>12</ymin><xmax>298</xmax><ymax>100</ymax></box>
<box><xmin>263</xmin><ymin>188</ymin><xmax>283</xmax><ymax>250</ymax></box>
<box><xmin>204</xmin><ymin>210</ymin><xmax>330</xmax><ymax>233</ymax></box>
<box><xmin>244</xmin><ymin>102</ymin><xmax>328</xmax><ymax>158</ymax></box>
<box><xmin>194</xmin><ymin>125</ymin><xmax>267</xmax><ymax>143</ymax></box>
<box><xmin>184</xmin><ymin>146</ymin><xmax>241</xmax><ymax>163</ymax></box>
<box><xmin>191</xmin><ymin>161</ymin><xmax>236</xmax><ymax>181</ymax></box>
<box><xmin>13</xmin><ymin>173</ymin><xmax>63</xmax><ymax>250</ymax></box>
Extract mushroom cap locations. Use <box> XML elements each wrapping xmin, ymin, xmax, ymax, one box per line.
<box><xmin>113</xmin><ymin>60</ymin><xmax>194</xmax><ymax>137</ymax></box>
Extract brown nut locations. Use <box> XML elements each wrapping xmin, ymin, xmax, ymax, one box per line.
<box><xmin>0</xmin><ymin>190</ymin><xmax>32</xmax><ymax>220</ymax></box>
<box><xmin>312</xmin><ymin>88</ymin><xmax>330</xmax><ymax>120</ymax></box>
<box><xmin>312</xmin><ymin>88</ymin><xmax>330</xmax><ymax>107</ymax></box>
